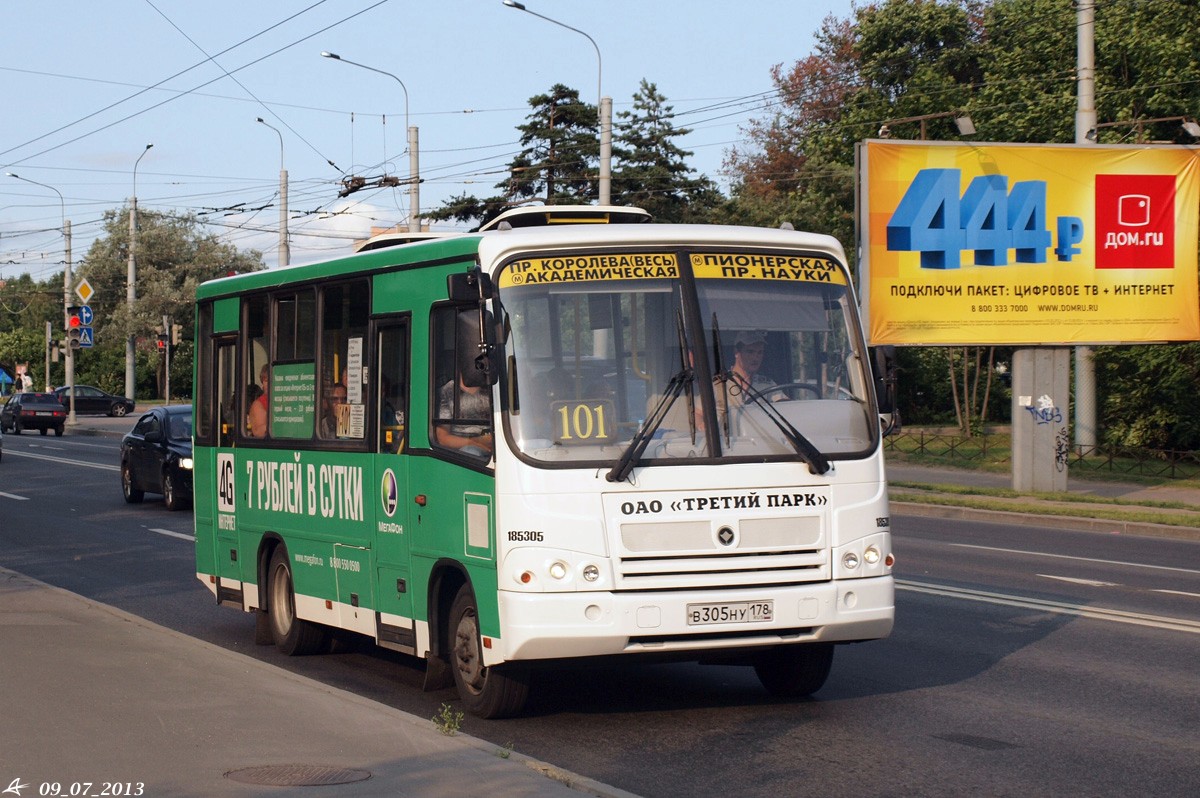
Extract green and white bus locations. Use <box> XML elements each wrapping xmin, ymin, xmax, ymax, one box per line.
<box><xmin>193</xmin><ymin>209</ymin><xmax>895</xmax><ymax>717</ymax></box>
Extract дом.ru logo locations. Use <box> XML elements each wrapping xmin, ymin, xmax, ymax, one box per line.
<box><xmin>1095</xmin><ymin>174</ymin><xmax>1176</xmax><ymax>269</ymax></box>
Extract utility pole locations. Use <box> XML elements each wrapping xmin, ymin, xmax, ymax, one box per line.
<box><xmin>257</xmin><ymin>118</ymin><xmax>289</xmax><ymax>265</ymax></box>
<box><xmin>64</xmin><ymin>219</ymin><xmax>75</xmax><ymax>425</ymax></box>
<box><xmin>1074</xmin><ymin>1</ymin><xmax>1098</xmax><ymax>451</ymax></box>
<box><xmin>163</xmin><ymin>314</ymin><xmax>171</xmax><ymax>405</ymax></box>
<box><xmin>127</xmin><ymin>143</ymin><xmax>154</xmax><ymax>403</ymax></box>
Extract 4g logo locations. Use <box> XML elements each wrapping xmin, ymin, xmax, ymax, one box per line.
<box><xmin>887</xmin><ymin>168</ymin><xmax>1084</xmax><ymax>269</ymax></box>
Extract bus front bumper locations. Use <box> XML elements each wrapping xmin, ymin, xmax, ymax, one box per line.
<box><xmin>493</xmin><ymin>576</ymin><xmax>893</xmax><ymax>664</ymax></box>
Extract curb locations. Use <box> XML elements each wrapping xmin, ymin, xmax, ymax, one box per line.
<box><xmin>891</xmin><ymin>500</ymin><xmax>1200</xmax><ymax>542</ymax></box>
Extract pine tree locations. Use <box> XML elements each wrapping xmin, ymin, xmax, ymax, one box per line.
<box><xmin>613</xmin><ymin>79</ymin><xmax>721</xmax><ymax>222</ymax></box>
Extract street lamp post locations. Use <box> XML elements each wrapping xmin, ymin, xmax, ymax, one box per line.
<box><xmin>256</xmin><ymin>118</ymin><xmax>290</xmax><ymax>266</ymax></box>
<box><xmin>127</xmin><ymin>143</ymin><xmax>153</xmax><ymax>404</ymax></box>
<box><xmin>502</xmin><ymin>0</ymin><xmax>610</xmax><ymax>205</ymax></box>
<box><xmin>321</xmin><ymin>51</ymin><xmax>421</xmax><ymax>233</ymax></box>
<box><xmin>6</xmin><ymin>172</ymin><xmax>75</xmax><ymax>424</ymax></box>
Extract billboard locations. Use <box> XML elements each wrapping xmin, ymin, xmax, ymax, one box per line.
<box><xmin>859</xmin><ymin>141</ymin><xmax>1200</xmax><ymax>345</ymax></box>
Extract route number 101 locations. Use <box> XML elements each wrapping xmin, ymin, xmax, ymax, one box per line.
<box><xmin>886</xmin><ymin>168</ymin><xmax>1084</xmax><ymax>269</ymax></box>
<box><xmin>552</xmin><ymin>400</ymin><xmax>615</xmax><ymax>444</ymax></box>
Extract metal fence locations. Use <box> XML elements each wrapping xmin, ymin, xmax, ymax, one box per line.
<box><xmin>884</xmin><ymin>430</ymin><xmax>1200</xmax><ymax>480</ymax></box>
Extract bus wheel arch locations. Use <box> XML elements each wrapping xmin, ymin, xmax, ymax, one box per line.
<box><xmin>447</xmin><ymin>583</ymin><xmax>530</xmax><ymax>719</ymax></box>
<box><xmin>421</xmin><ymin>560</ymin><xmax>468</xmax><ymax>692</ymax></box>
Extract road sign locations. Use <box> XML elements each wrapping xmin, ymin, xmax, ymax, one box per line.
<box><xmin>78</xmin><ymin>305</ymin><xmax>93</xmax><ymax>325</ymax></box>
<box><xmin>78</xmin><ymin>326</ymin><xmax>94</xmax><ymax>348</ymax></box>
<box><xmin>75</xmin><ymin>278</ymin><xmax>94</xmax><ymax>304</ymax></box>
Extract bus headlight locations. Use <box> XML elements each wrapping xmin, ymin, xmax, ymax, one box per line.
<box><xmin>863</xmin><ymin>545</ymin><xmax>881</xmax><ymax>565</ymax></box>
<box><xmin>582</xmin><ymin>564</ymin><xmax>600</xmax><ymax>582</ymax></box>
<box><xmin>842</xmin><ymin>551</ymin><xmax>860</xmax><ymax>570</ymax></box>
<box><xmin>179</xmin><ymin>457</ymin><xmax>194</xmax><ymax>470</ymax></box>
<box><xmin>549</xmin><ymin>561</ymin><xmax>568</xmax><ymax>580</ymax></box>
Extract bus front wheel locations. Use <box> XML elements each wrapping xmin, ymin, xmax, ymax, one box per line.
<box><xmin>754</xmin><ymin>643</ymin><xmax>834</xmax><ymax>698</ymax></box>
<box><xmin>267</xmin><ymin>547</ymin><xmax>329</xmax><ymax>656</ymax></box>
<box><xmin>448</xmin><ymin>585</ymin><xmax>530</xmax><ymax>719</ymax></box>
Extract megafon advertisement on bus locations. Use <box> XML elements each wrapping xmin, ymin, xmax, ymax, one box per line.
<box><xmin>858</xmin><ymin>141</ymin><xmax>1200</xmax><ymax>346</ymax></box>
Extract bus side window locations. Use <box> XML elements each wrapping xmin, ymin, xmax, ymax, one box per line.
<box><xmin>431</xmin><ymin>307</ymin><xmax>492</xmax><ymax>457</ymax></box>
<box><xmin>243</xmin><ymin>294</ymin><xmax>270</xmax><ymax>440</ymax></box>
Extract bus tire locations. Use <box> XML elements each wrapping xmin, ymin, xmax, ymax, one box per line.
<box><xmin>449</xmin><ymin>585</ymin><xmax>530</xmax><ymax>719</ymax></box>
<box><xmin>267</xmin><ymin>547</ymin><xmax>328</xmax><ymax>656</ymax></box>
<box><xmin>754</xmin><ymin>643</ymin><xmax>834</xmax><ymax>698</ymax></box>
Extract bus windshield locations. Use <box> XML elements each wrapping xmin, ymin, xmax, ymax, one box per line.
<box><xmin>501</xmin><ymin>248</ymin><xmax>876</xmax><ymax>466</ymax></box>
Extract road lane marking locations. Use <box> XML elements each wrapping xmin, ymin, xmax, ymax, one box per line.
<box><xmin>896</xmin><ymin>579</ymin><xmax>1200</xmax><ymax>635</ymax></box>
<box><xmin>949</xmin><ymin>542</ymin><xmax>1200</xmax><ymax>576</ymax></box>
<box><xmin>2</xmin><ymin>449</ymin><xmax>120</xmax><ymax>471</ymax></box>
<box><xmin>1151</xmin><ymin>589</ymin><xmax>1200</xmax><ymax>599</ymax></box>
<box><xmin>0</xmin><ymin>492</ymin><xmax>30</xmax><ymax>501</ymax></box>
<box><xmin>1037</xmin><ymin>574</ymin><xmax>1119</xmax><ymax>587</ymax></box>
<box><xmin>149</xmin><ymin>527</ymin><xmax>195</xmax><ymax>542</ymax></box>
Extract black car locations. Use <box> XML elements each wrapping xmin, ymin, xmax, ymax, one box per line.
<box><xmin>1</xmin><ymin>392</ymin><xmax>67</xmax><ymax>436</ymax></box>
<box><xmin>54</xmin><ymin>385</ymin><xmax>136</xmax><ymax>417</ymax></box>
<box><xmin>120</xmin><ymin>405</ymin><xmax>193</xmax><ymax>511</ymax></box>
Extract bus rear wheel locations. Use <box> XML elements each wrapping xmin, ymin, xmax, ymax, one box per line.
<box><xmin>754</xmin><ymin>643</ymin><xmax>834</xmax><ymax>698</ymax></box>
<box><xmin>448</xmin><ymin>585</ymin><xmax>530</xmax><ymax>719</ymax></box>
<box><xmin>267</xmin><ymin>547</ymin><xmax>329</xmax><ymax>656</ymax></box>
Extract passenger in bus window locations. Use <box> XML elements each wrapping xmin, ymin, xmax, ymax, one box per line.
<box><xmin>247</xmin><ymin>364</ymin><xmax>269</xmax><ymax>437</ymax></box>
<box><xmin>435</xmin><ymin>373</ymin><xmax>492</xmax><ymax>455</ymax></box>
<box><xmin>320</xmin><ymin>382</ymin><xmax>348</xmax><ymax>438</ymax></box>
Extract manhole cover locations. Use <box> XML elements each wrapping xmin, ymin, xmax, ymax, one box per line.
<box><xmin>225</xmin><ymin>764</ymin><xmax>372</xmax><ymax>786</ymax></box>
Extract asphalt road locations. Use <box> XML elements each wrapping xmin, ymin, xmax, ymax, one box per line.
<box><xmin>2</xmin><ymin>430</ymin><xmax>1198</xmax><ymax>797</ymax></box>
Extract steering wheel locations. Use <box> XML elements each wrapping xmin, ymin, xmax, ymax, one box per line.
<box><xmin>759</xmin><ymin>382</ymin><xmax>857</xmax><ymax>401</ymax></box>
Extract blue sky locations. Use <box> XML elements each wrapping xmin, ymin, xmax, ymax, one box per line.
<box><xmin>0</xmin><ymin>0</ymin><xmax>853</xmax><ymax>280</ymax></box>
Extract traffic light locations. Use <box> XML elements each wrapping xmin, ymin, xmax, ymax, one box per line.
<box><xmin>67</xmin><ymin>314</ymin><xmax>82</xmax><ymax>349</ymax></box>
<box><xmin>157</xmin><ymin>335</ymin><xmax>168</xmax><ymax>351</ymax></box>
<box><xmin>171</xmin><ymin>323</ymin><xmax>182</xmax><ymax>345</ymax></box>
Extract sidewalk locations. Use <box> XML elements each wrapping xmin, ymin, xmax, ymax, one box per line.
<box><xmin>887</xmin><ymin>462</ymin><xmax>1200</xmax><ymax>541</ymax></box>
<box><xmin>0</xmin><ymin>566</ymin><xmax>635</xmax><ymax>798</ymax></box>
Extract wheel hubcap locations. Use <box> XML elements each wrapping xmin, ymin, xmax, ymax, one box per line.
<box><xmin>454</xmin><ymin>610</ymin><xmax>486</xmax><ymax>694</ymax></box>
<box><xmin>271</xmin><ymin>565</ymin><xmax>294</xmax><ymax>637</ymax></box>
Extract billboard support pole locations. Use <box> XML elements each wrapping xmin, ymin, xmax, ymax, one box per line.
<box><xmin>1073</xmin><ymin>1</ymin><xmax>1098</xmax><ymax>452</ymax></box>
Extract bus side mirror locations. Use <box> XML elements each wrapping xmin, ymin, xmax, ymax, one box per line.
<box><xmin>457</xmin><ymin>309</ymin><xmax>499</xmax><ymax>388</ymax></box>
<box><xmin>870</xmin><ymin>345</ymin><xmax>897</xmax><ymax>414</ymax></box>
<box><xmin>447</xmin><ymin>268</ymin><xmax>494</xmax><ymax>302</ymax></box>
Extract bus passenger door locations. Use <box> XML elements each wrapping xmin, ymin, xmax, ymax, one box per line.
<box><xmin>373</xmin><ymin>319</ymin><xmax>415</xmax><ymax>652</ymax></box>
<box><xmin>212</xmin><ymin>338</ymin><xmax>242</xmax><ymax>596</ymax></box>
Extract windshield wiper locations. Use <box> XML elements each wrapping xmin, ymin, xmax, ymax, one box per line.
<box><xmin>607</xmin><ymin>312</ymin><xmax>695</xmax><ymax>483</ymax></box>
<box><xmin>606</xmin><ymin>365</ymin><xmax>693</xmax><ymax>483</ymax></box>
<box><xmin>731</xmin><ymin>380</ymin><xmax>831</xmax><ymax>475</ymax></box>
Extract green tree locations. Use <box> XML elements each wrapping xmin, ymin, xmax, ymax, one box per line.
<box><xmin>427</xmin><ymin>83</ymin><xmax>601</xmax><ymax>229</ymax></box>
<box><xmin>1096</xmin><ymin>343</ymin><xmax>1200</xmax><ymax>450</ymax></box>
<box><xmin>78</xmin><ymin>207</ymin><xmax>263</xmax><ymax>399</ymax></box>
<box><xmin>612</xmin><ymin>79</ymin><xmax>723</xmax><ymax>222</ymax></box>
<box><xmin>511</xmin><ymin>83</ymin><xmax>598</xmax><ymax>204</ymax></box>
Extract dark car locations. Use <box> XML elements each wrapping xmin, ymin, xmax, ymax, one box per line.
<box><xmin>54</xmin><ymin>385</ymin><xmax>136</xmax><ymax>417</ymax></box>
<box><xmin>120</xmin><ymin>405</ymin><xmax>193</xmax><ymax>511</ymax></box>
<box><xmin>1</xmin><ymin>392</ymin><xmax>67</xmax><ymax>436</ymax></box>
